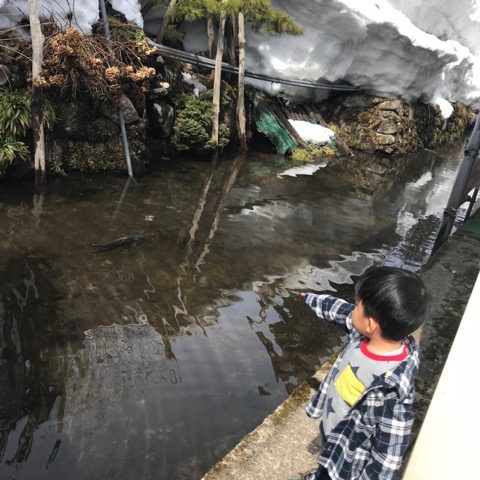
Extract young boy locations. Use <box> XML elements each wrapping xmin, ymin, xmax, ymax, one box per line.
<box><xmin>300</xmin><ymin>266</ymin><xmax>427</xmax><ymax>480</ymax></box>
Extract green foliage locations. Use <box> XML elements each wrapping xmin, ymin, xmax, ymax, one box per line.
<box><xmin>0</xmin><ymin>91</ymin><xmax>31</xmax><ymax>137</ymax></box>
<box><xmin>162</xmin><ymin>25</ymin><xmax>185</xmax><ymax>45</ymax></box>
<box><xmin>174</xmin><ymin>0</ymin><xmax>303</xmax><ymax>34</ymax></box>
<box><xmin>0</xmin><ymin>90</ymin><xmax>56</xmax><ymax>170</ymax></box>
<box><xmin>172</xmin><ymin>94</ymin><xmax>213</xmax><ymax>151</ymax></box>
<box><xmin>42</xmin><ymin>100</ymin><xmax>56</xmax><ymax>129</ymax></box>
<box><xmin>172</xmin><ymin>91</ymin><xmax>230</xmax><ymax>152</ymax></box>
<box><xmin>0</xmin><ymin>138</ymin><xmax>29</xmax><ymax>167</ymax></box>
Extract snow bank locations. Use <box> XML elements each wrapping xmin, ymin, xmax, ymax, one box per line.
<box><xmin>0</xmin><ymin>0</ymin><xmax>142</xmax><ymax>33</ymax></box>
<box><xmin>243</xmin><ymin>0</ymin><xmax>480</xmax><ymax>104</ymax></box>
<box><xmin>393</xmin><ymin>0</ymin><xmax>480</xmax><ymax>57</ymax></box>
<box><xmin>288</xmin><ymin>120</ymin><xmax>335</xmax><ymax>145</ymax></box>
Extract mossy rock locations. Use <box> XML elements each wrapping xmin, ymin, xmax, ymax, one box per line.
<box><xmin>62</xmin><ymin>121</ymin><xmax>148</xmax><ymax>173</ymax></box>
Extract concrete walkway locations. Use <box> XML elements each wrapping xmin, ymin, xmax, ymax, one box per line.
<box><xmin>202</xmin><ymin>209</ymin><xmax>480</xmax><ymax>480</ymax></box>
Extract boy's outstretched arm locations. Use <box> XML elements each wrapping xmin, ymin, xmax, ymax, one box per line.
<box><xmin>359</xmin><ymin>402</ymin><xmax>414</xmax><ymax>480</ymax></box>
<box><xmin>302</xmin><ymin>293</ymin><xmax>354</xmax><ymax>331</ymax></box>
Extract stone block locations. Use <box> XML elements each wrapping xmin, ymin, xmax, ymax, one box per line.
<box><xmin>375</xmin><ymin>133</ymin><xmax>396</xmax><ymax>145</ymax></box>
<box><xmin>377</xmin><ymin>119</ymin><xmax>398</xmax><ymax>134</ymax></box>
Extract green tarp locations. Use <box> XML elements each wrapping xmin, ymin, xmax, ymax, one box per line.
<box><xmin>252</xmin><ymin>94</ymin><xmax>296</xmax><ymax>155</ymax></box>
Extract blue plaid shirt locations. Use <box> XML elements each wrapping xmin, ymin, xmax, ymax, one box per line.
<box><xmin>304</xmin><ymin>294</ymin><xmax>418</xmax><ymax>480</ymax></box>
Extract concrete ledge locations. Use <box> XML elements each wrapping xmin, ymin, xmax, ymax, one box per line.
<box><xmin>202</xmin><ymin>357</ymin><xmax>335</xmax><ymax>480</ymax></box>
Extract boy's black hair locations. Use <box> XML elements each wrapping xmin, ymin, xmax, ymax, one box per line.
<box><xmin>354</xmin><ymin>266</ymin><xmax>427</xmax><ymax>341</ymax></box>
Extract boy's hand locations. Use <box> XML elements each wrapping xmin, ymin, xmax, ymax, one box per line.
<box><xmin>299</xmin><ymin>292</ymin><xmax>307</xmax><ymax>298</ymax></box>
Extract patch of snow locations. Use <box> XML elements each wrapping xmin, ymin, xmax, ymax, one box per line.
<box><xmin>277</xmin><ymin>163</ymin><xmax>327</xmax><ymax>178</ymax></box>
<box><xmin>288</xmin><ymin>120</ymin><xmax>335</xmax><ymax>145</ymax></box>
<box><xmin>111</xmin><ymin>0</ymin><xmax>143</xmax><ymax>27</ymax></box>
<box><xmin>0</xmin><ymin>1</ymin><xmax>25</xmax><ymax>30</ymax></box>
<box><xmin>0</xmin><ymin>0</ymin><xmax>142</xmax><ymax>33</ymax></box>
<box><xmin>433</xmin><ymin>97</ymin><xmax>454</xmax><ymax>119</ymax></box>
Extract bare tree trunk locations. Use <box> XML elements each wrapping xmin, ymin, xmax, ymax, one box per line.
<box><xmin>156</xmin><ymin>0</ymin><xmax>177</xmax><ymax>44</ymax></box>
<box><xmin>28</xmin><ymin>0</ymin><xmax>45</xmax><ymax>185</ymax></box>
<box><xmin>227</xmin><ymin>14</ymin><xmax>237</xmax><ymax>66</ymax></box>
<box><xmin>211</xmin><ymin>12</ymin><xmax>226</xmax><ymax>148</ymax></box>
<box><xmin>236</xmin><ymin>12</ymin><xmax>247</xmax><ymax>151</ymax></box>
<box><xmin>206</xmin><ymin>16</ymin><xmax>216</xmax><ymax>59</ymax></box>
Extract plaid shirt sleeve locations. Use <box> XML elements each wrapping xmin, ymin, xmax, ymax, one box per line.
<box><xmin>304</xmin><ymin>293</ymin><xmax>354</xmax><ymax>332</ymax></box>
<box><xmin>358</xmin><ymin>401</ymin><xmax>414</xmax><ymax>480</ymax></box>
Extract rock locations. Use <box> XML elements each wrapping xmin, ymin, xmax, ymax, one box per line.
<box><xmin>57</xmin><ymin>101</ymin><xmax>82</xmax><ymax>138</ymax></box>
<box><xmin>100</xmin><ymin>94</ymin><xmax>140</xmax><ymax>124</ymax></box>
<box><xmin>375</xmin><ymin>133</ymin><xmax>396</xmax><ymax>145</ymax></box>
<box><xmin>377</xmin><ymin>99</ymin><xmax>402</xmax><ymax>112</ymax></box>
<box><xmin>0</xmin><ymin>64</ymin><xmax>11</xmax><ymax>86</ymax></box>
<box><xmin>376</xmin><ymin>119</ymin><xmax>398</xmax><ymax>134</ymax></box>
<box><xmin>342</xmin><ymin>94</ymin><xmax>373</xmax><ymax>108</ymax></box>
<box><xmin>379</xmin><ymin>110</ymin><xmax>398</xmax><ymax>119</ymax></box>
<box><xmin>367</xmin><ymin>163</ymin><xmax>387</xmax><ymax>175</ymax></box>
<box><xmin>151</xmin><ymin>101</ymin><xmax>175</xmax><ymax>138</ymax></box>
<box><xmin>152</xmin><ymin>82</ymin><xmax>170</xmax><ymax>97</ymax></box>
<box><xmin>7</xmin><ymin>155</ymin><xmax>32</xmax><ymax>178</ymax></box>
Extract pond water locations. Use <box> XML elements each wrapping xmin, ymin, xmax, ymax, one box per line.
<box><xmin>0</xmin><ymin>145</ymin><xmax>465</xmax><ymax>479</ymax></box>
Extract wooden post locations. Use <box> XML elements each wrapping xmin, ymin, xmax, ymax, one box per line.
<box><xmin>206</xmin><ymin>16</ymin><xmax>216</xmax><ymax>59</ymax></box>
<box><xmin>28</xmin><ymin>0</ymin><xmax>46</xmax><ymax>185</ymax></box>
<box><xmin>156</xmin><ymin>0</ymin><xmax>178</xmax><ymax>44</ymax></box>
<box><xmin>211</xmin><ymin>12</ymin><xmax>226</xmax><ymax>148</ymax></box>
<box><xmin>236</xmin><ymin>12</ymin><xmax>247</xmax><ymax>151</ymax></box>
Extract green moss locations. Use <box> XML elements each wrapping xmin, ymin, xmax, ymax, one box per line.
<box><xmin>290</xmin><ymin>144</ymin><xmax>337</xmax><ymax>164</ymax></box>
<box><xmin>172</xmin><ymin>91</ymin><xmax>230</xmax><ymax>152</ymax></box>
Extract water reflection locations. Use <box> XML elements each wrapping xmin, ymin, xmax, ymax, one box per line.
<box><xmin>0</xmin><ymin>146</ymin><xmax>464</xmax><ymax>478</ymax></box>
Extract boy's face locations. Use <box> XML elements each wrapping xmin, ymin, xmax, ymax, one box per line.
<box><xmin>352</xmin><ymin>300</ymin><xmax>376</xmax><ymax>337</ymax></box>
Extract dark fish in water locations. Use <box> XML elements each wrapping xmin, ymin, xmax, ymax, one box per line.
<box><xmin>91</xmin><ymin>235</ymin><xmax>145</xmax><ymax>252</ymax></box>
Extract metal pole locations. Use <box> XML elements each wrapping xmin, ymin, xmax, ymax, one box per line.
<box><xmin>432</xmin><ymin>113</ymin><xmax>480</xmax><ymax>252</ymax></box>
<box><xmin>99</xmin><ymin>0</ymin><xmax>134</xmax><ymax>177</ymax></box>
<box><xmin>465</xmin><ymin>187</ymin><xmax>479</xmax><ymax>221</ymax></box>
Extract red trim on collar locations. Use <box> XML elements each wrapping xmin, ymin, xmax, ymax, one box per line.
<box><xmin>360</xmin><ymin>340</ymin><xmax>408</xmax><ymax>361</ymax></box>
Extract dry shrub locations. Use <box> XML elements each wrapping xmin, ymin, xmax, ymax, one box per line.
<box><xmin>38</xmin><ymin>27</ymin><xmax>157</xmax><ymax>101</ymax></box>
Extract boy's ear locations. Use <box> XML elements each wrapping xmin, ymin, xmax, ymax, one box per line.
<box><xmin>366</xmin><ymin>316</ymin><xmax>380</xmax><ymax>336</ymax></box>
